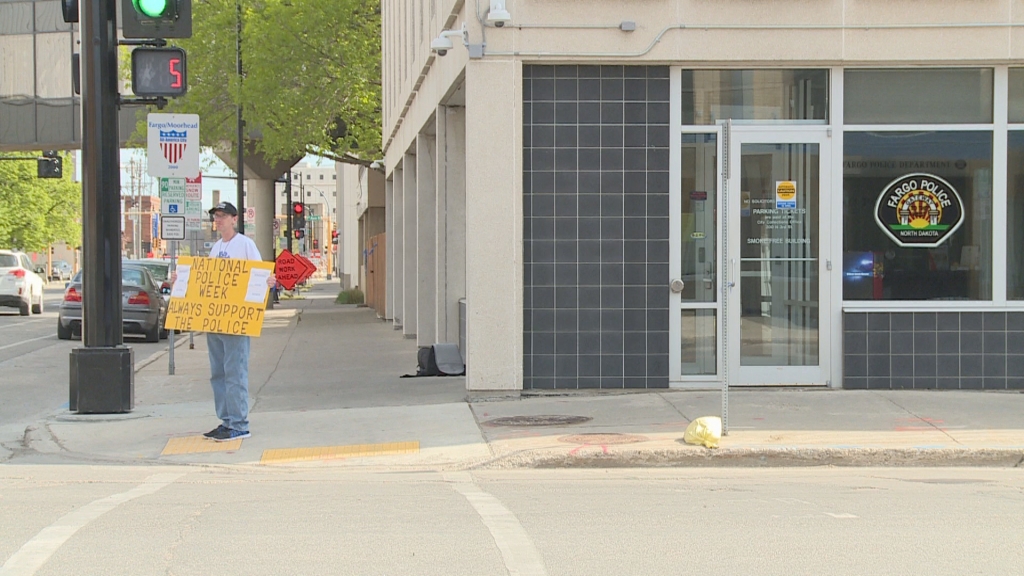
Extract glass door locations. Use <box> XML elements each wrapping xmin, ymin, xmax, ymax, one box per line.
<box><xmin>671</xmin><ymin>131</ymin><xmax>721</xmax><ymax>383</ymax></box>
<box><xmin>725</xmin><ymin>126</ymin><xmax>831</xmax><ymax>385</ymax></box>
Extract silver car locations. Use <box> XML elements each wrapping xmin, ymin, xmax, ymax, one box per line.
<box><xmin>57</xmin><ymin>265</ymin><xmax>169</xmax><ymax>342</ymax></box>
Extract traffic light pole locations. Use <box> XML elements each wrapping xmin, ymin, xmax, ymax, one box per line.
<box><xmin>286</xmin><ymin>171</ymin><xmax>294</xmax><ymax>253</ymax></box>
<box><xmin>70</xmin><ymin>0</ymin><xmax>134</xmax><ymax>413</ymax></box>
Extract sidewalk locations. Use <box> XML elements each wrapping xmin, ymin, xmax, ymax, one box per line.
<box><xmin>33</xmin><ymin>281</ymin><xmax>1024</xmax><ymax>469</ymax></box>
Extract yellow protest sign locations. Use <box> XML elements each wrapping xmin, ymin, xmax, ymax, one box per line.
<box><xmin>164</xmin><ymin>256</ymin><xmax>275</xmax><ymax>337</ymax></box>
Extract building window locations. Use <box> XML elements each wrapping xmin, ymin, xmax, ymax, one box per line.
<box><xmin>319</xmin><ymin>174</ymin><xmax>324</xmax><ymax>180</ymax></box>
<box><xmin>845</xmin><ymin>68</ymin><xmax>993</xmax><ymax>124</ymax></box>
<box><xmin>843</xmin><ymin>131</ymin><xmax>993</xmax><ymax>301</ymax></box>
<box><xmin>681</xmin><ymin>69</ymin><xmax>828</xmax><ymax>125</ymax></box>
<box><xmin>306</xmin><ymin>174</ymin><xmax>311</xmax><ymax>180</ymax></box>
<box><xmin>332</xmin><ymin>175</ymin><xmax>336</xmax><ymax>180</ymax></box>
<box><xmin>333</xmin><ymin>191</ymin><xmax>337</xmax><ymax>196</ymax></box>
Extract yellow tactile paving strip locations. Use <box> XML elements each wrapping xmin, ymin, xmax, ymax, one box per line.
<box><xmin>161</xmin><ymin>435</ymin><xmax>243</xmax><ymax>455</ymax></box>
<box><xmin>260</xmin><ymin>441</ymin><xmax>420</xmax><ymax>465</ymax></box>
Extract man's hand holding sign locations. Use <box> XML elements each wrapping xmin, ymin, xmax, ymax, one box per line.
<box><xmin>166</xmin><ymin>256</ymin><xmax>276</xmax><ymax>336</ymax></box>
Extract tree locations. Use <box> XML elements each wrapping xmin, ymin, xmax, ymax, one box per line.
<box><xmin>0</xmin><ymin>154</ymin><xmax>82</xmax><ymax>252</ymax></box>
<box><xmin>137</xmin><ymin>0</ymin><xmax>381</xmax><ymax>166</ymax></box>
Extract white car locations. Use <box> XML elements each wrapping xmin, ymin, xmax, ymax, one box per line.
<box><xmin>0</xmin><ymin>250</ymin><xmax>47</xmax><ymax>316</ymax></box>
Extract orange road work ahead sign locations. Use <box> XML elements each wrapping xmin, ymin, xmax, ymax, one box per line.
<box><xmin>274</xmin><ymin>249</ymin><xmax>316</xmax><ymax>290</ymax></box>
<box><xmin>164</xmin><ymin>256</ymin><xmax>275</xmax><ymax>337</ymax></box>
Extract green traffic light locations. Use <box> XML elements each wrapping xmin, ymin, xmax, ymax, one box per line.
<box><xmin>133</xmin><ymin>0</ymin><xmax>168</xmax><ymax>18</ymax></box>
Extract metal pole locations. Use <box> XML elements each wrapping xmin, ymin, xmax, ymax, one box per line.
<box><xmin>286</xmin><ymin>171</ymin><xmax>293</xmax><ymax>252</ymax></box>
<box><xmin>235</xmin><ymin>0</ymin><xmax>245</xmax><ymax>234</ymax></box>
<box><xmin>71</xmin><ymin>0</ymin><xmax>133</xmax><ymax>413</ymax></box>
<box><xmin>168</xmin><ymin>240</ymin><xmax>176</xmax><ymax>374</ymax></box>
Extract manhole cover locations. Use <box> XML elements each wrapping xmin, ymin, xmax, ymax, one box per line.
<box><xmin>482</xmin><ymin>415</ymin><xmax>592</xmax><ymax>427</ymax></box>
<box><xmin>558</xmin><ymin>433</ymin><xmax>648</xmax><ymax>445</ymax></box>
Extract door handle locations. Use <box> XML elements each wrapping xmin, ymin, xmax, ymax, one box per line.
<box><xmin>726</xmin><ymin>258</ymin><xmax>736</xmax><ymax>289</ymax></box>
<box><xmin>670</xmin><ymin>279</ymin><xmax>685</xmax><ymax>293</ymax></box>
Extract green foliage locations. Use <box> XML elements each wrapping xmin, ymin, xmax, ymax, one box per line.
<box><xmin>335</xmin><ymin>288</ymin><xmax>364</xmax><ymax>305</ymax></box>
<box><xmin>0</xmin><ymin>154</ymin><xmax>82</xmax><ymax>252</ymax></box>
<box><xmin>141</xmin><ymin>0</ymin><xmax>381</xmax><ymax>165</ymax></box>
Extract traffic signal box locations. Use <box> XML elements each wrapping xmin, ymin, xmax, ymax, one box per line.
<box><xmin>292</xmin><ymin>202</ymin><xmax>306</xmax><ymax>231</ymax></box>
<box><xmin>331</xmin><ymin>230</ymin><xmax>339</xmax><ymax>245</ymax></box>
<box><xmin>37</xmin><ymin>151</ymin><xmax>63</xmax><ymax>179</ymax></box>
<box><xmin>122</xmin><ymin>0</ymin><xmax>192</xmax><ymax>39</ymax></box>
<box><xmin>293</xmin><ymin>230</ymin><xmax>305</xmax><ymax>240</ymax></box>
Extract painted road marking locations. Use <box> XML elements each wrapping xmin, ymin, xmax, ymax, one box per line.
<box><xmin>0</xmin><ymin>473</ymin><xmax>184</xmax><ymax>576</ymax></box>
<box><xmin>0</xmin><ymin>335</ymin><xmax>52</xmax><ymax>352</ymax></box>
<box><xmin>445</xmin><ymin>472</ymin><xmax>548</xmax><ymax>576</ymax></box>
<box><xmin>260</xmin><ymin>441</ymin><xmax>419</xmax><ymax>464</ymax></box>
<box><xmin>0</xmin><ymin>318</ymin><xmax>47</xmax><ymax>330</ymax></box>
<box><xmin>825</xmin><ymin>512</ymin><xmax>859</xmax><ymax>519</ymax></box>
<box><xmin>161</xmin><ymin>435</ymin><xmax>242</xmax><ymax>455</ymax></box>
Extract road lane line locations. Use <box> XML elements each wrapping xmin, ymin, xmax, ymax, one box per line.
<box><xmin>0</xmin><ymin>473</ymin><xmax>184</xmax><ymax>576</ymax></box>
<box><xmin>0</xmin><ymin>335</ymin><xmax>52</xmax><ymax>352</ymax></box>
<box><xmin>0</xmin><ymin>319</ymin><xmax>47</xmax><ymax>330</ymax></box>
<box><xmin>445</xmin><ymin>472</ymin><xmax>548</xmax><ymax>576</ymax></box>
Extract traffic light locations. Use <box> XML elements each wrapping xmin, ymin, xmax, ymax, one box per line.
<box><xmin>122</xmin><ymin>0</ymin><xmax>192</xmax><ymax>39</ymax></box>
<box><xmin>37</xmin><ymin>151</ymin><xmax>63</xmax><ymax>179</ymax></box>
<box><xmin>313</xmin><ymin>239</ymin><xmax>319</xmax><ymax>250</ymax></box>
<box><xmin>331</xmin><ymin>230</ymin><xmax>339</xmax><ymax>245</ymax></box>
<box><xmin>292</xmin><ymin>202</ymin><xmax>306</xmax><ymax>230</ymax></box>
<box><xmin>131</xmin><ymin>47</ymin><xmax>187</xmax><ymax>97</ymax></box>
<box><xmin>293</xmin><ymin>229</ymin><xmax>305</xmax><ymax>240</ymax></box>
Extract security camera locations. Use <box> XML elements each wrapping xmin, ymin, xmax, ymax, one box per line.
<box><xmin>487</xmin><ymin>0</ymin><xmax>511</xmax><ymax>27</ymax></box>
<box><xmin>430</xmin><ymin>36</ymin><xmax>453</xmax><ymax>56</ymax></box>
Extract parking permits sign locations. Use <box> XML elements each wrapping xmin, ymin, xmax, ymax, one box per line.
<box><xmin>776</xmin><ymin>180</ymin><xmax>797</xmax><ymax>209</ymax></box>
<box><xmin>147</xmin><ymin>113</ymin><xmax>200</xmax><ymax>178</ymax></box>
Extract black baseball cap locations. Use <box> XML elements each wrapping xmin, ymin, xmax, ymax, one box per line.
<box><xmin>208</xmin><ymin>202</ymin><xmax>238</xmax><ymax>216</ymax></box>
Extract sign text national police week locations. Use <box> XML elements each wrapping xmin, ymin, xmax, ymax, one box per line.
<box><xmin>874</xmin><ymin>172</ymin><xmax>964</xmax><ymax>248</ymax></box>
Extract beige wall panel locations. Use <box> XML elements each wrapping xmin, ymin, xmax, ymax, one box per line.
<box><xmin>846</xmin><ymin>0</ymin><xmax>1008</xmax><ymax>24</ymax></box>
<box><xmin>635</xmin><ymin>29</ymin><xmax>843</xmax><ymax>62</ymax></box>
<box><xmin>679</xmin><ymin>0</ymin><xmax>842</xmax><ymax>25</ymax></box>
<box><xmin>464</xmin><ymin>59</ymin><xmax>521</xmax><ymax>391</ymax></box>
<box><xmin>1009</xmin><ymin>28</ymin><xmax>1024</xmax><ymax>58</ymax></box>
<box><xmin>844</xmin><ymin>28</ymin><xmax>1010</xmax><ymax>61</ymax></box>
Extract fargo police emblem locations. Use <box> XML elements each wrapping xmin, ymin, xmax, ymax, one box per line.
<box><xmin>874</xmin><ymin>173</ymin><xmax>964</xmax><ymax>248</ymax></box>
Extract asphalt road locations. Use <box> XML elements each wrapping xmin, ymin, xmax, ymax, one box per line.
<box><xmin>0</xmin><ymin>466</ymin><xmax>1021</xmax><ymax>576</ymax></box>
<box><xmin>0</xmin><ymin>283</ymin><xmax>174</xmax><ymax>434</ymax></box>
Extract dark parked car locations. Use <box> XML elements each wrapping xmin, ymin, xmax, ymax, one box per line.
<box><xmin>57</xmin><ymin>265</ymin><xmax>169</xmax><ymax>342</ymax></box>
<box><xmin>124</xmin><ymin>258</ymin><xmax>173</xmax><ymax>301</ymax></box>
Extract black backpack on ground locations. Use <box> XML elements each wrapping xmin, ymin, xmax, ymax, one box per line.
<box><xmin>403</xmin><ymin>343</ymin><xmax>465</xmax><ymax>377</ymax></box>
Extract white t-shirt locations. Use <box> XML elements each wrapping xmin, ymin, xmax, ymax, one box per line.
<box><xmin>210</xmin><ymin>233</ymin><xmax>262</xmax><ymax>261</ymax></box>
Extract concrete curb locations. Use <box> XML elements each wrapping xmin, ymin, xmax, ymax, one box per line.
<box><xmin>472</xmin><ymin>447</ymin><xmax>1024</xmax><ymax>469</ymax></box>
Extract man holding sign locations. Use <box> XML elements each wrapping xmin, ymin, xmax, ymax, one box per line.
<box><xmin>168</xmin><ymin>202</ymin><xmax>275</xmax><ymax>442</ymax></box>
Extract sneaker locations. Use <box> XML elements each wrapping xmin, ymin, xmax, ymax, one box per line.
<box><xmin>211</xmin><ymin>428</ymin><xmax>251</xmax><ymax>442</ymax></box>
<box><xmin>203</xmin><ymin>425</ymin><xmax>228</xmax><ymax>438</ymax></box>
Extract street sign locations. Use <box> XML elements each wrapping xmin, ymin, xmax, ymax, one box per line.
<box><xmin>147</xmin><ymin>113</ymin><xmax>199</xmax><ymax>178</ymax></box>
<box><xmin>185</xmin><ymin>201</ymin><xmax>203</xmax><ymax>231</ymax></box>
<box><xmin>272</xmin><ymin>218</ymin><xmax>280</xmax><ymax>233</ymax></box>
<box><xmin>245</xmin><ymin>206</ymin><xmax>256</xmax><ymax>223</ymax></box>
<box><xmin>274</xmin><ymin>249</ymin><xmax>316</xmax><ymax>290</ymax></box>
<box><xmin>296</xmin><ymin>254</ymin><xmax>317</xmax><ymax>284</ymax></box>
<box><xmin>159</xmin><ymin>177</ymin><xmax>186</xmax><ymax>217</ymax></box>
<box><xmin>185</xmin><ymin>174</ymin><xmax>202</xmax><ymax>200</ymax></box>
<box><xmin>161</xmin><ymin>215</ymin><xmax>186</xmax><ymax>240</ymax></box>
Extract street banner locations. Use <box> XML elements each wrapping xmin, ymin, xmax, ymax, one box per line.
<box><xmin>274</xmin><ymin>249</ymin><xmax>316</xmax><ymax>290</ymax></box>
<box><xmin>165</xmin><ymin>256</ymin><xmax>275</xmax><ymax>336</ymax></box>
<box><xmin>147</xmin><ymin>113</ymin><xmax>200</xmax><ymax>178</ymax></box>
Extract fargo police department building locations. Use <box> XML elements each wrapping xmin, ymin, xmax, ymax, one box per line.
<box><xmin>381</xmin><ymin>0</ymin><xmax>1024</xmax><ymax>393</ymax></box>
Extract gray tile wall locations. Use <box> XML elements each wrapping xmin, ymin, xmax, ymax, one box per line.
<box><xmin>523</xmin><ymin>65</ymin><xmax>671</xmax><ymax>389</ymax></box>
<box><xmin>843</xmin><ymin>312</ymin><xmax>1024</xmax><ymax>390</ymax></box>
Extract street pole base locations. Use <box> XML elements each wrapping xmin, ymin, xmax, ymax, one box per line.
<box><xmin>70</xmin><ymin>346</ymin><xmax>134</xmax><ymax>413</ymax></box>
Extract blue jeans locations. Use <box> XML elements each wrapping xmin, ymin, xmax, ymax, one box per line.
<box><xmin>207</xmin><ymin>333</ymin><xmax>251</xmax><ymax>432</ymax></box>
